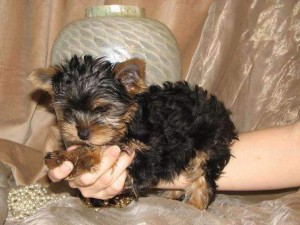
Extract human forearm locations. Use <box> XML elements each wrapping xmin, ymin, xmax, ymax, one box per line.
<box><xmin>217</xmin><ymin>121</ymin><xmax>300</xmax><ymax>191</ymax></box>
<box><xmin>157</xmin><ymin>121</ymin><xmax>300</xmax><ymax>191</ymax></box>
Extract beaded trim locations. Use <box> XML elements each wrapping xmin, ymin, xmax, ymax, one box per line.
<box><xmin>7</xmin><ymin>184</ymin><xmax>70</xmax><ymax>220</ymax></box>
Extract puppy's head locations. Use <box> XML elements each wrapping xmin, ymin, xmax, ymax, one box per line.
<box><xmin>29</xmin><ymin>55</ymin><xmax>146</xmax><ymax>146</ymax></box>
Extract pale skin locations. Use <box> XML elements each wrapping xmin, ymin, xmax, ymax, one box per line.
<box><xmin>48</xmin><ymin>121</ymin><xmax>300</xmax><ymax>199</ymax></box>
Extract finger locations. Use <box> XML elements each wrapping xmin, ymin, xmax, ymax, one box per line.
<box><xmin>101</xmin><ymin>171</ymin><xmax>128</xmax><ymax>198</ymax></box>
<box><xmin>67</xmin><ymin>145</ymin><xmax>80</xmax><ymax>151</ymax></box>
<box><xmin>48</xmin><ymin>161</ymin><xmax>73</xmax><ymax>182</ymax></box>
<box><xmin>69</xmin><ymin>146</ymin><xmax>121</xmax><ymax>187</ymax></box>
<box><xmin>97</xmin><ymin>151</ymin><xmax>135</xmax><ymax>188</ymax></box>
<box><xmin>80</xmin><ymin>171</ymin><xmax>128</xmax><ymax>199</ymax></box>
<box><xmin>74</xmin><ymin>150</ymin><xmax>134</xmax><ymax>195</ymax></box>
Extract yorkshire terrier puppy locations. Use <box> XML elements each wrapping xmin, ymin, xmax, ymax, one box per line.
<box><xmin>29</xmin><ymin>55</ymin><xmax>237</xmax><ymax>210</ymax></box>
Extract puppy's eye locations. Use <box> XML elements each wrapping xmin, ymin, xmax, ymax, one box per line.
<box><xmin>93</xmin><ymin>105</ymin><xmax>111</xmax><ymax>114</ymax></box>
<box><xmin>64</xmin><ymin>77</ymin><xmax>73</xmax><ymax>85</ymax></box>
<box><xmin>65</xmin><ymin>79</ymin><xmax>72</xmax><ymax>85</ymax></box>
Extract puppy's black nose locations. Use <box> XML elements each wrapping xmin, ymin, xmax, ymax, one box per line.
<box><xmin>78</xmin><ymin>128</ymin><xmax>90</xmax><ymax>140</ymax></box>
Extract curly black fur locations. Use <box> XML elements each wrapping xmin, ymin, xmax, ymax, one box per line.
<box><xmin>127</xmin><ymin>81</ymin><xmax>237</xmax><ymax>196</ymax></box>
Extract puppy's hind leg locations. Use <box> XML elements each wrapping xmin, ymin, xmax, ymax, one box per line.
<box><xmin>183</xmin><ymin>152</ymin><xmax>213</xmax><ymax>210</ymax></box>
<box><xmin>184</xmin><ymin>175</ymin><xmax>213</xmax><ymax>210</ymax></box>
<box><xmin>158</xmin><ymin>189</ymin><xmax>186</xmax><ymax>201</ymax></box>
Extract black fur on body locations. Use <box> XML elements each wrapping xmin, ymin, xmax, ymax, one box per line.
<box><xmin>127</xmin><ymin>82</ymin><xmax>236</xmax><ymax>192</ymax></box>
<box><xmin>29</xmin><ymin>55</ymin><xmax>237</xmax><ymax>209</ymax></box>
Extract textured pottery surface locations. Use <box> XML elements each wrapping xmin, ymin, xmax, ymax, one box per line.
<box><xmin>51</xmin><ymin>5</ymin><xmax>181</xmax><ymax>85</ymax></box>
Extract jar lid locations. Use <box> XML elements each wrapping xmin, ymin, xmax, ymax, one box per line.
<box><xmin>85</xmin><ymin>5</ymin><xmax>146</xmax><ymax>18</ymax></box>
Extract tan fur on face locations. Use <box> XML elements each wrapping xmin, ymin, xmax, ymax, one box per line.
<box><xmin>89</xmin><ymin>124</ymin><xmax>124</xmax><ymax>146</ymax></box>
<box><xmin>60</xmin><ymin>122</ymin><xmax>82</xmax><ymax>145</ymax></box>
<box><xmin>56</xmin><ymin>101</ymin><xmax>139</xmax><ymax>147</ymax></box>
<box><xmin>59</xmin><ymin>121</ymin><xmax>123</xmax><ymax>146</ymax></box>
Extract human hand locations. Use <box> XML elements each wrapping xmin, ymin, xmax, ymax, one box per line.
<box><xmin>48</xmin><ymin>145</ymin><xmax>135</xmax><ymax>199</ymax></box>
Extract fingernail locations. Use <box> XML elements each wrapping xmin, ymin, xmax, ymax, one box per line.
<box><xmin>61</xmin><ymin>161</ymin><xmax>73</xmax><ymax>172</ymax></box>
<box><xmin>109</xmin><ymin>145</ymin><xmax>121</xmax><ymax>157</ymax></box>
<box><xmin>67</xmin><ymin>145</ymin><xmax>80</xmax><ymax>151</ymax></box>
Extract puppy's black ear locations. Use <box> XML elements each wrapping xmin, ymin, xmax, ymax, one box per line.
<box><xmin>113</xmin><ymin>58</ymin><xmax>147</xmax><ymax>95</ymax></box>
<box><xmin>28</xmin><ymin>66</ymin><xmax>59</xmax><ymax>93</ymax></box>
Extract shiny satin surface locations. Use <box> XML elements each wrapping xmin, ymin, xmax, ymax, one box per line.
<box><xmin>2</xmin><ymin>177</ymin><xmax>300</xmax><ymax>225</ymax></box>
<box><xmin>186</xmin><ymin>0</ymin><xmax>300</xmax><ymax>132</ymax></box>
<box><xmin>0</xmin><ymin>0</ymin><xmax>300</xmax><ymax>224</ymax></box>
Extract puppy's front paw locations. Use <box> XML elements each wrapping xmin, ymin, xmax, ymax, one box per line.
<box><xmin>44</xmin><ymin>146</ymin><xmax>103</xmax><ymax>179</ymax></box>
<box><xmin>44</xmin><ymin>150</ymin><xmax>70</xmax><ymax>170</ymax></box>
<box><xmin>70</xmin><ymin>150</ymin><xmax>101</xmax><ymax>177</ymax></box>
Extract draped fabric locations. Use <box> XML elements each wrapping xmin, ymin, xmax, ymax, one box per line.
<box><xmin>186</xmin><ymin>0</ymin><xmax>300</xmax><ymax>133</ymax></box>
<box><xmin>0</xmin><ymin>0</ymin><xmax>299</xmax><ymax>224</ymax></box>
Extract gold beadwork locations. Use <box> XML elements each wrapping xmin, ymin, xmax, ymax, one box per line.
<box><xmin>114</xmin><ymin>196</ymin><xmax>134</xmax><ymax>208</ymax></box>
<box><xmin>85</xmin><ymin>195</ymin><xmax>134</xmax><ymax>210</ymax></box>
